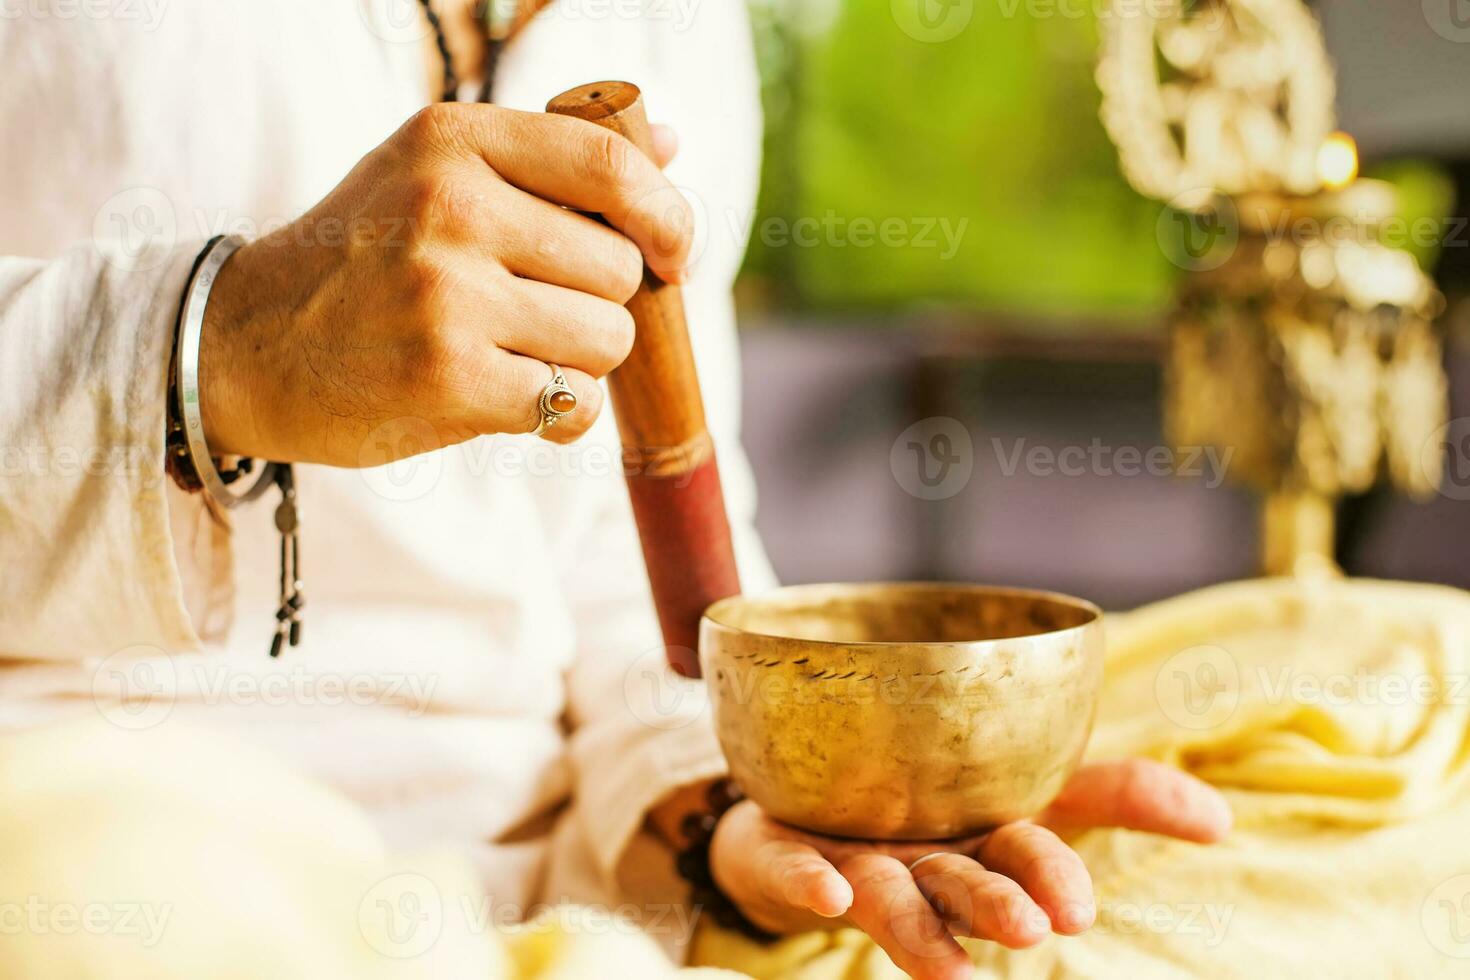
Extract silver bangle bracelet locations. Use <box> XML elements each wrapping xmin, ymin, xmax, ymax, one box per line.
<box><xmin>175</xmin><ymin>234</ymin><xmax>276</xmax><ymax>508</ymax></box>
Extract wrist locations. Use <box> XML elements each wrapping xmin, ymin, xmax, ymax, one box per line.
<box><xmin>649</xmin><ymin>778</ymin><xmax>722</xmax><ymax>848</ymax></box>
<box><xmin>197</xmin><ymin>241</ymin><xmax>266</xmax><ymax>459</ymax></box>
<box><xmin>667</xmin><ymin>779</ymin><xmax>776</xmax><ymax>943</ymax></box>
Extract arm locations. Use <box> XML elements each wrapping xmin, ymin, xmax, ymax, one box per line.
<box><xmin>0</xmin><ymin>241</ymin><xmax>214</xmax><ymax>658</ymax></box>
<box><xmin>2</xmin><ymin>96</ymin><xmax>698</xmax><ymax>660</ymax></box>
<box><xmin>557</xmin><ymin>432</ymin><xmax>778</xmax><ymax>884</ymax></box>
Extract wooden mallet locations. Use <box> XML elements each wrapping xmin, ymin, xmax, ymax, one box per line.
<box><xmin>546</xmin><ymin>81</ymin><xmax>741</xmax><ymax>678</ymax></box>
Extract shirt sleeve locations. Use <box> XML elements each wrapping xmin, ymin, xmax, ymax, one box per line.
<box><xmin>559</xmin><ymin>436</ymin><xmax>778</xmax><ymax>883</ymax></box>
<box><xmin>0</xmin><ymin>239</ymin><xmax>226</xmax><ymax>660</ymax></box>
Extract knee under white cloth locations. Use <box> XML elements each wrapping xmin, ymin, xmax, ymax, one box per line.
<box><xmin>0</xmin><ymin>717</ymin><xmax>742</xmax><ymax>980</ymax></box>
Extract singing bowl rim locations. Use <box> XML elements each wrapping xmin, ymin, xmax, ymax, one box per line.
<box><xmin>698</xmin><ymin>582</ymin><xmax>1105</xmax><ymax>839</ymax></box>
<box><xmin>701</xmin><ymin>580</ymin><xmax>1102</xmax><ymax>651</ymax></box>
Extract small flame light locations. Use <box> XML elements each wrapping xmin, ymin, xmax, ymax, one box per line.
<box><xmin>1316</xmin><ymin>131</ymin><xmax>1359</xmax><ymax>191</ymax></box>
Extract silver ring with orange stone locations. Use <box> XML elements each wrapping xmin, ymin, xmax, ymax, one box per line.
<box><xmin>533</xmin><ymin>363</ymin><xmax>578</xmax><ymax>435</ymax></box>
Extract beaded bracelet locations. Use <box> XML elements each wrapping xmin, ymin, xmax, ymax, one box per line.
<box><xmin>673</xmin><ymin>779</ymin><xmax>777</xmax><ymax>944</ymax></box>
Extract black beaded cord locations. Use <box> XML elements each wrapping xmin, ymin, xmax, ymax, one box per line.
<box><xmin>417</xmin><ymin>0</ymin><xmax>459</xmax><ymax>102</ymax></box>
<box><xmin>417</xmin><ymin>0</ymin><xmax>506</xmax><ymax>104</ymax></box>
<box><xmin>480</xmin><ymin>35</ymin><xmax>505</xmax><ymax>104</ymax></box>
<box><xmin>673</xmin><ymin>779</ymin><xmax>777</xmax><ymax>944</ymax></box>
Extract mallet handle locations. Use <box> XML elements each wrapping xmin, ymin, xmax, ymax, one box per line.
<box><xmin>546</xmin><ymin>81</ymin><xmax>740</xmax><ymax>677</ymax></box>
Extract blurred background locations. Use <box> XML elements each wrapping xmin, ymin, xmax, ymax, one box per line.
<box><xmin>731</xmin><ymin>0</ymin><xmax>1470</xmax><ymax>608</ymax></box>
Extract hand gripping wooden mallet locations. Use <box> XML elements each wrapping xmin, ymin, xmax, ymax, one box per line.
<box><xmin>546</xmin><ymin>81</ymin><xmax>741</xmax><ymax>678</ymax></box>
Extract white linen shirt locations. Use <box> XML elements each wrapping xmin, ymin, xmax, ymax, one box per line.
<box><xmin>0</xmin><ymin>0</ymin><xmax>773</xmax><ymax>914</ymax></box>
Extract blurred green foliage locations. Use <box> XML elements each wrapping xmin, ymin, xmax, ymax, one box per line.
<box><xmin>740</xmin><ymin>2</ymin><xmax>1457</xmax><ymax>324</ymax></box>
<box><xmin>742</xmin><ymin>0</ymin><xmax>1179</xmax><ymax>320</ymax></box>
<box><xmin>1362</xmin><ymin>160</ymin><xmax>1458</xmax><ymax>272</ymax></box>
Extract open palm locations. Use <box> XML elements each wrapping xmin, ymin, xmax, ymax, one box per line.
<box><xmin>710</xmin><ymin>759</ymin><xmax>1231</xmax><ymax>980</ymax></box>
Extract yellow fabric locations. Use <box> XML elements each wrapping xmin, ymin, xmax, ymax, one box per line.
<box><xmin>692</xmin><ymin>577</ymin><xmax>1470</xmax><ymax>979</ymax></box>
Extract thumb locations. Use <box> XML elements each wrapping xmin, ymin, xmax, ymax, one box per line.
<box><xmin>648</xmin><ymin>123</ymin><xmax>679</xmax><ymax>169</ymax></box>
<box><xmin>752</xmin><ymin>839</ymin><xmax>852</xmax><ymax>918</ymax></box>
<box><xmin>1036</xmin><ymin>760</ymin><xmax>1232</xmax><ymax>842</ymax></box>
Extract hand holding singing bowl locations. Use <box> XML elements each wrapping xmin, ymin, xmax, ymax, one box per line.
<box><xmin>693</xmin><ymin>584</ymin><xmax>1232</xmax><ymax>979</ymax></box>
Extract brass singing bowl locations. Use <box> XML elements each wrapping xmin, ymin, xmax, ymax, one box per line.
<box><xmin>700</xmin><ymin>583</ymin><xmax>1103</xmax><ymax>840</ymax></box>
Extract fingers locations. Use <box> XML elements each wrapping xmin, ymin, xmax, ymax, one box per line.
<box><xmin>440</xmin><ymin>106</ymin><xmax>694</xmax><ymax>282</ymax></box>
<box><xmin>839</xmin><ymin>855</ymin><xmax>973</xmax><ymax>980</ymax></box>
<box><xmin>751</xmin><ymin>838</ymin><xmax>852</xmax><ymax>919</ymax></box>
<box><xmin>976</xmin><ymin>823</ymin><xmax>1094</xmax><ymax>935</ymax></box>
<box><xmin>461</xmin><ymin>353</ymin><xmax>603</xmax><ymax>444</ymax></box>
<box><xmin>907</xmin><ymin>853</ymin><xmax>1049</xmax><ymax>949</ymax></box>
<box><xmin>1036</xmin><ymin>760</ymin><xmax>1233</xmax><ymax>843</ymax></box>
<box><xmin>491</xmin><ymin>188</ymin><xmax>645</xmax><ymax>304</ymax></box>
<box><xmin>493</xmin><ymin>276</ymin><xmax>635</xmax><ymax>380</ymax></box>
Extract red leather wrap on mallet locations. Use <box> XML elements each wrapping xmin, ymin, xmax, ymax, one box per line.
<box><xmin>546</xmin><ymin>81</ymin><xmax>741</xmax><ymax>678</ymax></box>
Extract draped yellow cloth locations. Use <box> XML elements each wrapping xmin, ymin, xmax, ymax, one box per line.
<box><xmin>693</xmin><ymin>577</ymin><xmax>1470</xmax><ymax>979</ymax></box>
